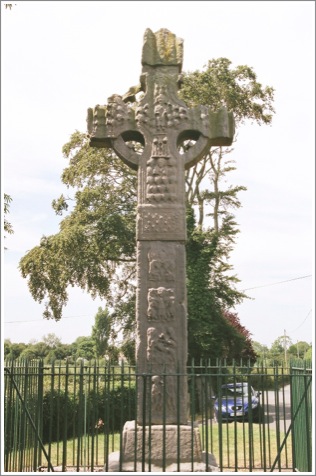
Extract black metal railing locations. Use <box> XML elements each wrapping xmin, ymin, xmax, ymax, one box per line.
<box><xmin>3</xmin><ymin>359</ymin><xmax>313</xmax><ymax>472</ymax></box>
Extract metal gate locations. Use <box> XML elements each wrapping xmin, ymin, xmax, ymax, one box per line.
<box><xmin>3</xmin><ymin>361</ymin><xmax>54</xmax><ymax>472</ymax></box>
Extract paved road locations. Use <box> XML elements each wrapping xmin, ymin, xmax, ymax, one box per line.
<box><xmin>262</xmin><ymin>385</ymin><xmax>291</xmax><ymax>430</ymax></box>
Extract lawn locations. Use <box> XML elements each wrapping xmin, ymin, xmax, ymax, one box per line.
<box><xmin>201</xmin><ymin>421</ymin><xmax>292</xmax><ymax>472</ymax></box>
<box><xmin>35</xmin><ymin>421</ymin><xmax>292</xmax><ymax>472</ymax></box>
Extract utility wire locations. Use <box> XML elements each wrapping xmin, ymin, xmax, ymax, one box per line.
<box><xmin>4</xmin><ymin>274</ymin><xmax>312</xmax><ymax>324</ymax></box>
<box><xmin>4</xmin><ymin>315</ymin><xmax>89</xmax><ymax>324</ymax></box>
<box><xmin>289</xmin><ymin>309</ymin><xmax>312</xmax><ymax>333</ymax></box>
<box><xmin>242</xmin><ymin>274</ymin><xmax>312</xmax><ymax>292</ymax></box>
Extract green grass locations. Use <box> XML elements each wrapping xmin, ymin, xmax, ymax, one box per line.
<box><xmin>6</xmin><ymin>422</ymin><xmax>293</xmax><ymax>471</ymax></box>
<box><xmin>39</xmin><ymin>422</ymin><xmax>292</xmax><ymax>471</ymax></box>
<box><xmin>200</xmin><ymin>421</ymin><xmax>292</xmax><ymax>472</ymax></box>
<box><xmin>43</xmin><ymin>431</ymin><xmax>121</xmax><ymax>468</ymax></box>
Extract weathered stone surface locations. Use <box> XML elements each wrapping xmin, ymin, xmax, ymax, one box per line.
<box><xmin>123</xmin><ymin>421</ymin><xmax>202</xmax><ymax>462</ymax></box>
<box><xmin>107</xmin><ymin>453</ymin><xmax>218</xmax><ymax>472</ymax></box>
<box><xmin>106</xmin><ymin>421</ymin><xmax>219</xmax><ymax>472</ymax></box>
<box><xmin>136</xmin><ymin>239</ymin><xmax>187</xmax><ymax>424</ymax></box>
<box><xmin>88</xmin><ymin>28</ymin><xmax>234</xmax><ymax>426</ymax></box>
<box><xmin>142</xmin><ymin>28</ymin><xmax>183</xmax><ymax>67</ymax></box>
<box><xmin>88</xmin><ymin>27</ymin><xmax>233</xmax><ymax>471</ymax></box>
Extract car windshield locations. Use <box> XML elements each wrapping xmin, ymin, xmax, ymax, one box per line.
<box><xmin>220</xmin><ymin>385</ymin><xmax>248</xmax><ymax>397</ymax></box>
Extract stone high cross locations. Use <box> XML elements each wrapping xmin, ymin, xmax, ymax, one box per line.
<box><xmin>87</xmin><ymin>28</ymin><xmax>234</xmax><ymax>426</ymax></box>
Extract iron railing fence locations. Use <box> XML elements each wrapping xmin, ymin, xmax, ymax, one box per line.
<box><xmin>290</xmin><ymin>361</ymin><xmax>313</xmax><ymax>473</ymax></box>
<box><xmin>3</xmin><ymin>359</ymin><xmax>313</xmax><ymax>472</ymax></box>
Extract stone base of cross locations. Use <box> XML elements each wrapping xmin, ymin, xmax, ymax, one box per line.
<box><xmin>88</xmin><ymin>28</ymin><xmax>234</xmax><ymax>472</ymax></box>
<box><xmin>107</xmin><ymin>422</ymin><xmax>218</xmax><ymax>472</ymax></box>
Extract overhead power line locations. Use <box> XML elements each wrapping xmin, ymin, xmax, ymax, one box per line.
<box><xmin>4</xmin><ymin>315</ymin><xmax>89</xmax><ymax>324</ymax></box>
<box><xmin>289</xmin><ymin>309</ymin><xmax>312</xmax><ymax>333</ymax></box>
<box><xmin>242</xmin><ymin>274</ymin><xmax>312</xmax><ymax>292</ymax></box>
<box><xmin>4</xmin><ymin>275</ymin><xmax>312</xmax><ymax>324</ymax></box>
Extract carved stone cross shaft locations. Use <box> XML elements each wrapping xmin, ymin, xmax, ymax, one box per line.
<box><xmin>87</xmin><ymin>28</ymin><xmax>234</xmax><ymax>426</ymax></box>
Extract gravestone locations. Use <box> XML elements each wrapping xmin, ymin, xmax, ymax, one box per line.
<box><xmin>87</xmin><ymin>28</ymin><xmax>234</xmax><ymax>471</ymax></box>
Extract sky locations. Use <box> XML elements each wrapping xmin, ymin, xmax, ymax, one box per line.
<box><xmin>1</xmin><ymin>1</ymin><xmax>315</xmax><ymax>350</ymax></box>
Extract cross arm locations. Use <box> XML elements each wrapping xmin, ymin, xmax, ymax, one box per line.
<box><xmin>172</xmin><ymin>105</ymin><xmax>235</xmax><ymax>169</ymax></box>
<box><xmin>87</xmin><ymin>95</ymin><xmax>143</xmax><ymax>170</ymax></box>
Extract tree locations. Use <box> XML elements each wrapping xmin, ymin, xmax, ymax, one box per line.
<box><xmin>269</xmin><ymin>335</ymin><xmax>293</xmax><ymax>364</ymax></box>
<box><xmin>45</xmin><ymin>344</ymin><xmax>70</xmax><ymax>364</ymax></box>
<box><xmin>4</xmin><ymin>340</ymin><xmax>27</xmax><ymax>360</ymax></box>
<box><xmin>73</xmin><ymin>336</ymin><xmax>95</xmax><ymax>361</ymax></box>
<box><xmin>112</xmin><ymin>293</ymin><xmax>136</xmax><ymax>362</ymax></box>
<box><xmin>222</xmin><ymin>310</ymin><xmax>257</xmax><ymax>361</ymax></box>
<box><xmin>19</xmin><ymin>131</ymin><xmax>136</xmax><ymax>320</ymax></box>
<box><xmin>19</xmin><ymin>58</ymin><xmax>274</xmax><ymax>359</ymax></box>
<box><xmin>19</xmin><ymin>341</ymin><xmax>50</xmax><ymax>360</ymax></box>
<box><xmin>252</xmin><ymin>341</ymin><xmax>269</xmax><ymax>360</ymax></box>
<box><xmin>42</xmin><ymin>333</ymin><xmax>62</xmax><ymax>349</ymax></box>
<box><xmin>179</xmin><ymin>58</ymin><xmax>274</xmax><ymax>228</ymax></box>
<box><xmin>304</xmin><ymin>346</ymin><xmax>312</xmax><ymax>361</ymax></box>
<box><xmin>186</xmin><ymin>208</ymin><xmax>255</xmax><ymax>361</ymax></box>
<box><xmin>120</xmin><ymin>338</ymin><xmax>136</xmax><ymax>365</ymax></box>
<box><xmin>179</xmin><ymin>60</ymin><xmax>274</xmax><ymax>343</ymax></box>
<box><xmin>4</xmin><ymin>339</ymin><xmax>11</xmax><ymax>358</ymax></box>
<box><xmin>91</xmin><ymin>307</ymin><xmax>113</xmax><ymax>358</ymax></box>
<box><xmin>288</xmin><ymin>341</ymin><xmax>311</xmax><ymax>360</ymax></box>
<box><xmin>4</xmin><ymin>193</ymin><xmax>14</xmax><ymax>248</ymax></box>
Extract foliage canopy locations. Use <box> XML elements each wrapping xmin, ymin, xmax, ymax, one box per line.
<box><xmin>19</xmin><ymin>58</ymin><xmax>275</xmax><ymax>360</ymax></box>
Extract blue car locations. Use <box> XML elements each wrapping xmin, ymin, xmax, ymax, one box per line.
<box><xmin>213</xmin><ymin>383</ymin><xmax>261</xmax><ymax>422</ymax></box>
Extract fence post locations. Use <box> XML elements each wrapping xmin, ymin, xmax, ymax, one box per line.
<box><xmin>34</xmin><ymin>359</ymin><xmax>44</xmax><ymax>470</ymax></box>
<box><xmin>62</xmin><ymin>359</ymin><xmax>69</xmax><ymax>471</ymax></box>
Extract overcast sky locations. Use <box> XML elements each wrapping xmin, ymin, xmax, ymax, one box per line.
<box><xmin>2</xmin><ymin>1</ymin><xmax>314</xmax><ymax>349</ymax></box>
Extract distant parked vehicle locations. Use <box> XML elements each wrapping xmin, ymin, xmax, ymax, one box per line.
<box><xmin>213</xmin><ymin>382</ymin><xmax>262</xmax><ymax>422</ymax></box>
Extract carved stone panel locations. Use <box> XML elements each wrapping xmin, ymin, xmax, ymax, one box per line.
<box><xmin>137</xmin><ymin>205</ymin><xmax>186</xmax><ymax>241</ymax></box>
<box><xmin>147</xmin><ymin>288</ymin><xmax>175</xmax><ymax>322</ymax></box>
<box><xmin>148</xmin><ymin>244</ymin><xmax>176</xmax><ymax>282</ymax></box>
<box><xmin>136</xmin><ymin>241</ymin><xmax>187</xmax><ymax>372</ymax></box>
<box><xmin>146</xmin><ymin>154</ymin><xmax>177</xmax><ymax>204</ymax></box>
<box><xmin>147</xmin><ymin>327</ymin><xmax>177</xmax><ymax>369</ymax></box>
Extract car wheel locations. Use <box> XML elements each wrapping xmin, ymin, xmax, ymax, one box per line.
<box><xmin>253</xmin><ymin>405</ymin><xmax>264</xmax><ymax>423</ymax></box>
